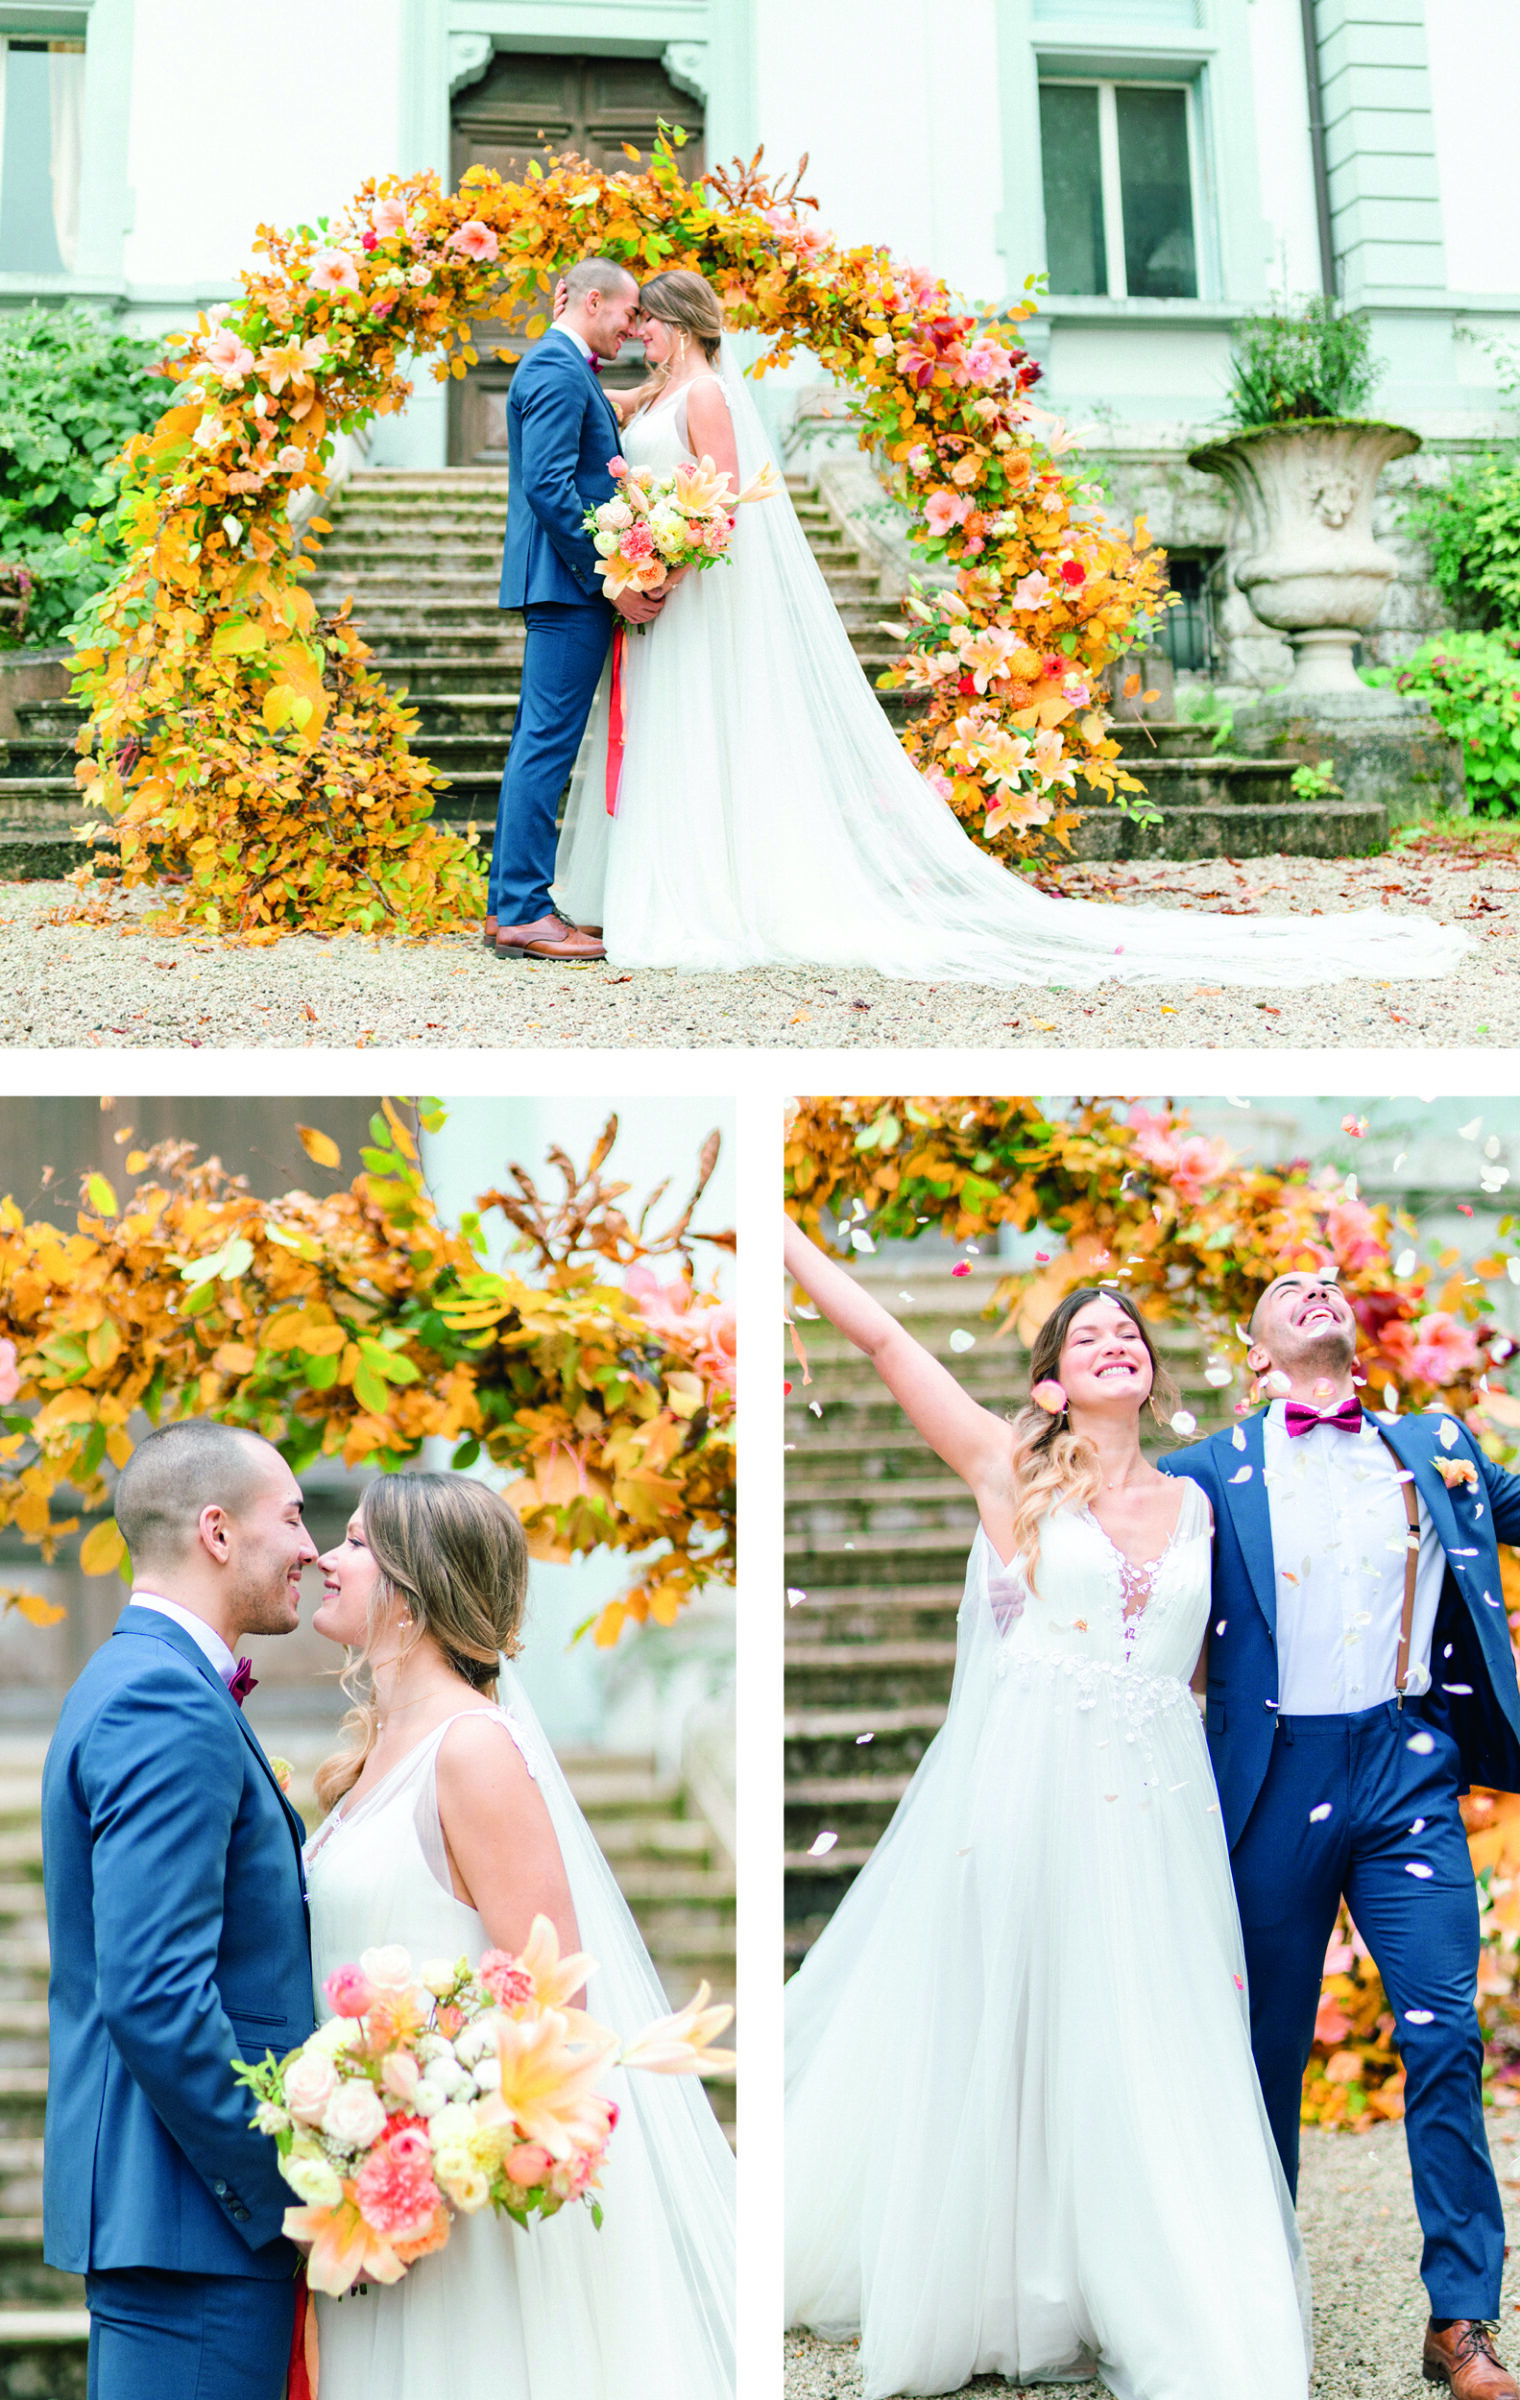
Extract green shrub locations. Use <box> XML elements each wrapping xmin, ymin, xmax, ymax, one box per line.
<box><xmin>1367</xmin><ymin>630</ymin><xmax>1520</xmax><ymax>813</ymax></box>
<box><xmin>1401</xmin><ymin>451</ymin><xmax>1520</xmax><ymax>632</ymax></box>
<box><xmin>0</xmin><ymin>306</ymin><xmax>167</xmax><ymax>648</ymax></box>
<box><xmin>1223</xmin><ymin>295</ymin><xmax>1384</xmax><ymax>432</ymax></box>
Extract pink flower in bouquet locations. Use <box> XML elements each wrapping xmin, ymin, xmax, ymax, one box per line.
<box><xmin>607</xmin><ymin>455</ymin><xmax>629</xmax><ymax>477</ymax></box>
<box><xmin>283</xmin><ymin>2050</ymin><xmax>339</xmax><ymax>2126</ymax></box>
<box><xmin>380</xmin><ymin>2049</ymin><xmax>421</xmax><ymax>2106</ymax></box>
<box><xmin>309</xmin><ymin>250</ymin><xmax>361</xmax><ymax>294</ymax></box>
<box><xmin>370</xmin><ymin>198</ymin><xmax>409</xmax><ymax>240</ymax></box>
<box><xmin>698</xmin><ymin>517</ymin><xmax>731</xmax><ymax>554</ymax></box>
<box><xmin>964</xmin><ymin>338</ymin><xmax>1014</xmax><ymax>386</ymax></box>
<box><xmin>478</xmin><ymin>1949</ymin><xmax>534</xmax><ymax>2009</ymax></box>
<box><xmin>504</xmin><ymin>2141</ymin><xmax>554</xmax><ymax>2187</ymax></box>
<box><xmin>447</xmin><ymin>219</ymin><xmax>499</xmax><ymax>263</ymax></box>
<box><xmin>1406</xmin><ymin>1311</ymin><xmax>1480</xmax><ymax>1387</ymax></box>
<box><xmin>354</xmin><ymin>2132</ymin><xmax>445</xmax><ymax>2242</ymax></box>
<box><xmin>324</xmin><ymin>1964</ymin><xmax>375</xmax><ymax>2018</ymax></box>
<box><xmin>693</xmin><ymin>1303</ymin><xmax>737</xmax><ymax>1398</ymax></box>
<box><xmin>924</xmin><ymin>491</ymin><xmax>972</xmax><ymax>536</ymax></box>
<box><xmin>0</xmin><ymin>1339</ymin><xmax>19</xmax><ymax>1404</ymax></box>
<box><xmin>205</xmin><ymin>328</ymin><xmax>255</xmax><ymax>386</ymax></box>
<box><xmin>622</xmin><ymin>522</ymin><xmax>655</xmax><ymax>561</ymax></box>
<box><xmin>361</xmin><ymin>1945</ymin><xmax>416</xmax><ymax>1992</ymax></box>
<box><xmin>322</xmin><ymin>2078</ymin><xmax>388</xmax><ymax>2151</ymax></box>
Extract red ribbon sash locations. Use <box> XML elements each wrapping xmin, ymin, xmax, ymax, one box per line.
<box><xmin>288</xmin><ymin>2268</ymin><xmax>318</xmax><ymax>2399</ymax></box>
<box><xmin>606</xmin><ymin>623</ymin><xmax>627</xmax><ymax>818</ymax></box>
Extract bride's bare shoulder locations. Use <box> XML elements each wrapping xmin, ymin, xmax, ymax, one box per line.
<box><xmin>435</xmin><ymin>1707</ymin><xmax>537</xmax><ymax>1806</ymax></box>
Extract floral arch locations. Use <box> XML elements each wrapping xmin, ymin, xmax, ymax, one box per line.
<box><xmin>69</xmin><ymin>135</ymin><xmax>1169</xmax><ymax>938</ymax></box>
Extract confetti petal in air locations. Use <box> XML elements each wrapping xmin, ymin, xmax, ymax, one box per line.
<box><xmin>1405</xmin><ymin>1862</ymin><xmax>1435</xmax><ymax>1879</ymax></box>
<box><xmin>1443</xmin><ymin>1684</ymin><xmax>1474</xmax><ymax>1695</ymax></box>
<box><xmin>1404</xmin><ymin>2009</ymin><xmax>1436</xmax><ymax>2025</ymax></box>
<box><xmin>1439</xmin><ymin>1418</ymin><xmax>1460</xmax><ymax>1449</ymax></box>
<box><xmin>1460</xmin><ymin>1117</ymin><xmax>1483</xmax><ymax>1140</ymax></box>
<box><xmin>1407</xmin><ymin>1732</ymin><xmax>1436</xmax><ymax>1754</ymax></box>
<box><xmin>1341</xmin><ymin>1115</ymin><xmax>1368</xmax><ymax>1137</ymax></box>
<box><xmin>1169</xmin><ymin>1410</ymin><xmax>1198</xmax><ymax>1436</ymax></box>
<box><xmin>951</xmin><ymin>1261</ymin><xmax>971</xmax><ymax>1279</ymax></box>
<box><xmin>851</xmin><ymin>1228</ymin><xmax>876</xmax><ymax>1255</ymax></box>
<box><xmin>808</xmin><ymin>1831</ymin><xmax>838</xmax><ymax>1857</ymax></box>
<box><xmin>1215</xmin><ymin>1619</ymin><xmax>1227</xmax><ymax>1635</ymax></box>
<box><xmin>1309</xmin><ymin>1803</ymin><xmax>1333</xmax><ymax>1822</ymax></box>
<box><xmin>1205</xmin><ymin>1366</ymin><xmax>1233</xmax><ymax>1387</ymax></box>
<box><xmin>1410</xmin><ymin>1817</ymin><xmax>1427</xmax><ymax>1835</ymax></box>
<box><xmin>809</xmin><ymin>1401</ymin><xmax>823</xmax><ymax>1417</ymax></box>
<box><xmin>1031</xmin><ymin>1379</ymin><xmax>1067</xmax><ymax>1415</ymax></box>
<box><xmin>1264</xmin><ymin>1370</ymin><xmax>1292</xmax><ymax>1398</ymax></box>
<box><xmin>949</xmin><ymin>1330</ymin><xmax>976</xmax><ymax>1353</ymax></box>
<box><xmin>1393</xmin><ymin>1250</ymin><xmax>1416</xmax><ymax>1278</ymax></box>
<box><xmin>855</xmin><ymin>1732</ymin><xmax>874</xmax><ymax>1745</ymax></box>
<box><xmin>1229</xmin><ymin>1465</ymin><xmax>1253</xmax><ymax>1484</ymax></box>
<box><xmin>1383</xmin><ymin>1383</ymin><xmax>1399</xmax><ymax>1411</ymax></box>
<box><xmin>787</xmin><ymin>1587</ymin><xmax>807</xmax><ymax>1607</ymax></box>
<box><xmin>1313</xmin><ymin>1378</ymin><xmax>1335</xmax><ymax>1400</ymax></box>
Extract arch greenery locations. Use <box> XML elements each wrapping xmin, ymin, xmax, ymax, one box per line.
<box><xmin>68</xmin><ymin>135</ymin><xmax>1167</xmax><ymax>938</ymax></box>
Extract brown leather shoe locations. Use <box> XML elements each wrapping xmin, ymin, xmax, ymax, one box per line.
<box><xmin>483</xmin><ymin>915</ymin><xmax>498</xmax><ymax>947</ymax></box>
<box><xmin>494</xmin><ymin>913</ymin><xmax>606</xmax><ymax>962</ymax></box>
<box><xmin>1424</xmin><ymin>2321</ymin><xmax>1518</xmax><ymax>2398</ymax></box>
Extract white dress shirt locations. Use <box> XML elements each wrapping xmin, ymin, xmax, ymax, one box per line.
<box><xmin>1262</xmin><ymin>1400</ymin><xmax>1444</xmax><ymax>1713</ymax></box>
<box><xmin>130</xmin><ymin>1590</ymin><xmax>239</xmax><ymax>1687</ymax></box>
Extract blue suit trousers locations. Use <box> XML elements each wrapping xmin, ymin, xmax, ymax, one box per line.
<box><xmin>1231</xmin><ymin>1699</ymin><xmax>1504</xmax><ymax>2316</ymax></box>
<box><xmin>489</xmin><ymin>599</ymin><xmax>612</xmax><ymax>924</ymax></box>
<box><xmin>86</xmin><ymin>2266</ymin><xmax>294</xmax><ymax>2400</ymax></box>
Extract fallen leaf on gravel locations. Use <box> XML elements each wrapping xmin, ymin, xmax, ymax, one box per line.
<box><xmin>791</xmin><ymin>1010</ymin><xmax>810</xmax><ymax>1024</ymax></box>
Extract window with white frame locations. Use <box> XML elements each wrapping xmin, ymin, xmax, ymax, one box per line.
<box><xmin>1038</xmin><ymin>78</ymin><xmax>1199</xmax><ymax>300</ymax></box>
<box><xmin>0</xmin><ymin>37</ymin><xmax>85</xmax><ymax>275</ymax></box>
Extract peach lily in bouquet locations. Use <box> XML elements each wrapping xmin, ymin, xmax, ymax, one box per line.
<box><xmin>584</xmin><ymin>455</ymin><xmax>782</xmax><ymax>601</ymax></box>
<box><xmin>233</xmin><ymin>1918</ymin><xmax>734</xmax><ymax>2295</ymax></box>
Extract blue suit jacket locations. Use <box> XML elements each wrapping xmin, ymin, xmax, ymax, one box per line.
<box><xmin>41</xmin><ymin>1606</ymin><xmax>315</xmax><ymax>2279</ymax></box>
<box><xmin>1160</xmin><ymin>1409</ymin><xmax>1520</xmax><ymax>1846</ymax></box>
<box><xmin>500</xmin><ymin>330</ymin><xmax>622</xmax><ymax>611</ymax></box>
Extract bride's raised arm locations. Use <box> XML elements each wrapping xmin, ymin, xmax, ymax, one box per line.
<box><xmin>434</xmin><ymin>1712</ymin><xmax>582</xmax><ymax>1975</ymax></box>
<box><xmin>785</xmin><ymin>1216</ymin><xmax>1010</xmax><ymax>1497</ymax></box>
<box><xmin>686</xmin><ymin>376</ymin><xmax>739</xmax><ymax>489</ymax></box>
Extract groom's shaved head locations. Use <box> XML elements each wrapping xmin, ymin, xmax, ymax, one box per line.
<box><xmin>115</xmin><ymin>1419</ymin><xmax>282</xmax><ymax>1569</ymax></box>
<box><xmin>563</xmin><ymin>255</ymin><xmax>638</xmax><ymax>307</ymax></box>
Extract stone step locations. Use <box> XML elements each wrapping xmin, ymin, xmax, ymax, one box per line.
<box><xmin>1070</xmin><ymin>796</ymin><xmax>1385</xmax><ymax>863</ymax></box>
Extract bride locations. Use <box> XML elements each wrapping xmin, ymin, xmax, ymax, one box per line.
<box><xmin>303</xmin><ymin>1471</ymin><xmax>735</xmax><ymax>2399</ymax></box>
<box><xmin>553</xmin><ymin>267</ymin><xmax>1464</xmax><ymax>988</ymax></box>
<box><xmin>782</xmin><ymin>1218</ymin><xmax>1311</xmax><ymax>2400</ymax></box>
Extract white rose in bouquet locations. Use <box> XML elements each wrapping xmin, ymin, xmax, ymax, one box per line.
<box><xmin>471</xmin><ymin>2056</ymin><xmax>502</xmax><ymax>2093</ymax></box>
<box><xmin>359</xmin><ymin>1944</ymin><xmax>414</xmax><ymax>1992</ymax></box>
<box><xmin>283</xmin><ymin>2050</ymin><xmax>339</xmax><ymax>2127</ymax></box>
<box><xmin>280</xmin><ymin>2143</ymin><xmax>344</xmax><ymax>2208</ymax></box>
<box><xmin>320</xmin><ymin>2077</ymin><xmax>388</xmax><ymax>2151</ymax></box>
<box><xmin>419</xmin><ymin>1961</ymin><xmax>458</xmax><ymax>2000</ymax></box>
<box><xmin>419</xmin><ymin>2054</ymin><xmax>470</xmax><ymax>2100</ymax></box>
<box><xmin>452</xmin><ymin>2020</ymin><xmax>494</xmax><ymax>2068</ymax></box>
<box><xmin>434</xmin><ymin>2153</ymin><xmax>491</xmax><ymax>2212</ymax></box>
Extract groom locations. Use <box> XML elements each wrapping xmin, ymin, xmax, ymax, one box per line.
<box><xmin>1163</xmin><ymin>1271</ymin><xmax>1520</xmax><ymax>2400</ymax></box>
<box><xmin>487</xmin><ymin>253</ymin><xmax>663</xmax><ymax>963</ymax></box>
<box><xmin>42</xmin><ymin>1420</ymin><xmax>318</xmax><ymax>2399</ymax></box>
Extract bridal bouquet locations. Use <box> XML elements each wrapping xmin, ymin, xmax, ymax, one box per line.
<box><xmin>232</xmin><ymin>1919</ymin><xmax>734</xmax><ymax>2294</ymax></box>
<box><xmin>584</xmin><ymin>454</ymin><xmax>783</xmax><ymax>600</ymax></box>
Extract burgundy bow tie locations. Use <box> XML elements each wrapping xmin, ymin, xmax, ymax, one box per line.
<box><xmin>1284</xmin><ymin>1397</ymin><xmax>1363</xmax><ymax>1438</ymax></box>
<box><xmin>226</xmin><ymin>1656</ymin><xmax>257</xmax><ymax>1707</ymax></box>
<box><xmin>589</xmin><ymin>353</ymin><xmax>603</xmax><ymax>375</ymax></box>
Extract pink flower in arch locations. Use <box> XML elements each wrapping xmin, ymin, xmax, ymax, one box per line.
<box><xmin>1405</xmin><ymin>1311</ymin><xmax>1480</xmax><ymax>1388</ymax></box>
<box><xmin>370</xmin><ymin>198</ymin><xmax>409</xmax><ymax>240</ymax></box>
<box><xmin>693</xmin><ymin>1303</ymin><xmax>737</xmax><ymax>1398</ymax></box>
<box><xmin>447</xmin><ymin>219</ymin><xmax>500</xmax><ymax>263</ymax></box>
<box><xmin>964</xmin><ymin>337</ymin><xmax>1014</xmax><ymax>386</ymax></box>
<box><xmin>309</xmin><ymin>250</ymin><xmax>361</xmax><ymax>294</ymax></box>
<box><xmin>204</xmin><ymin>327</ymin><xmax>255</xmax><ymax>385</ymax></box>
<box><xmin>923</xmin><ymin>491</ymin><xmax>973</xmax><ymax>537</ymax></box>
<box><xmin>0</xmin><ymin>1338</ymin><xmax>21</xmax><ymax>1404</ymax></box>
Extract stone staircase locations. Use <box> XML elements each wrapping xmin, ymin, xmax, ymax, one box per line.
<box><xmin>0</xmin><ymin>1734</ymin><xmax>733</xmax><ymax>2391</ymax></box>
<box><xmin>783</xmin><ymin>1258</ymin><xmax>1227</xmax><ymax>1973</ymax></box>
<box><xmin>0</xmin><ymin>468</ymin><xmax>1395</xmax><ymax>878</ymax></box>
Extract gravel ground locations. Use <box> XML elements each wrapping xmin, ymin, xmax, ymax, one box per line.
<box><xmin>0</xmin><ymin>834</ymin><xmax>1512</xmax><ymax>1048</ymax></box>
<box><xmin>784</xmin><ymin>2112</ymin><xmax>1520</xmax><ymax>2399</ymax></box>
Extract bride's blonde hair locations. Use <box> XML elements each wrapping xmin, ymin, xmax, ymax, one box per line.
<box><xmin>314</xmin><ymin>1473</ymin><xmax>529</xmax><ymax>1813</ymax></box>
<box><xmin>1005</xmin><ymin>1288</ymin><xmax>1179</xmax><ymax>1576</ymax></box>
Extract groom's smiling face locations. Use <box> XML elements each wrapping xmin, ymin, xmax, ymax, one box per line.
<box><xmin>1247</xmin><ymin>1273</ymin><xmax>1358</xmax><ymax>1383</ymax></box>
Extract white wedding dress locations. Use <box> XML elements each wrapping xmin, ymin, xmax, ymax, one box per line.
<box><xmin>305</xmin><ymin>1682</ymin><xmax>734</xmax><ymax>2400</ymax></box>
<box><xmin>785</xmin><ymin>1482</ymin><xmax>1311</xmax><ymax>2400</ymax></box>
<box><xmin>553</xmin><ymin>341</ymin><xmax>1465</xmax><ymax>987</ymax></box>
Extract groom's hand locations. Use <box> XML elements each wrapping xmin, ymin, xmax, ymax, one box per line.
<box><xmin>612</xmin><ymin>588</ymin><xmax>664</xmax><ymax>625</ymax></box>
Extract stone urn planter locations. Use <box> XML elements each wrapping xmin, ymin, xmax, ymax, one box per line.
<box><xmin>1186</xmin><ymin>419</ymin><xmax>1419</xmax><ymax>697</ymax></box>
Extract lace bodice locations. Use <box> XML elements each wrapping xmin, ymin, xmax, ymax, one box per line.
<box><xmin>983</xmin><ymin>1478</ymin><xmax>1212</xmax><ymax>1679</ymax></box>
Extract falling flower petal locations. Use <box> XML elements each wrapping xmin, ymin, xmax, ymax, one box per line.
<box><xmin>951</xmin><ymin>1261</ymin><xmax>972</xmax><ymax>1278</ymax></box>
<box><xmin>1169</xmin><ymin>1410</ymin><xmax>1197</xmax><ymax>1436</ymax></box>
<box><xmin>1404</xmin><ymin>2008</ymin><xmax>1435</xmax><ymax>2024</ymax></box>
<box><xmin>949</xmin><ymin>1330</ymin><xmax>977</xmax><ymax>1353</ymax></box>
<box><xmin>808</xmin><ymin>1831</ymin><xmax>838</xmax><ymax>1857</ymax></box>
<box><xmin>1407</xmin><ymin>1732</ymin><xmax>1436</xmax><ymax>1754</ymax></box>
<box><xmin>787</xmin><ymin>1588</ymin><xmax>806</xmax><ymax>1607</ymax></box>
<box><xmin>1309</xmin><ymin>1803</ymin><xmax>1333</xmax><ymax>1822</ymax></box>
<box><xmin>1230</xmin><ymin>1466</ymin><xmax>1253</xmax><ymax>1484</ymax></box>
<box><xmin>1406</xmin><ymin>1862</ymin><xmax>1434</xmax><ymax>1879</ymax></box>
